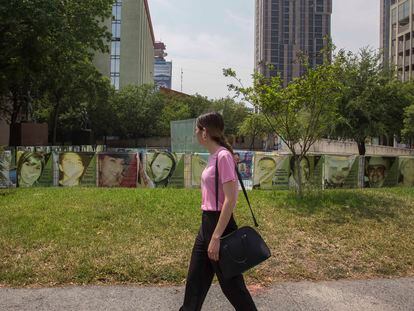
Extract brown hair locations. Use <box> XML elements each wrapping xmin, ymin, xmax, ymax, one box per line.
<box><xmin>196</xmin><ymin>112</ymin><xmax>234</xmax><ymax>154</ymax></box>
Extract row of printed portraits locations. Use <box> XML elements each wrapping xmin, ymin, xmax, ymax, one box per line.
<box><xmin>1</xmin><ymin>150</ymin><xmax>414</xmax><ymax>189</ymax></box>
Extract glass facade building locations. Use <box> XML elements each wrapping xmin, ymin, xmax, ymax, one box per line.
<box><xmin>387</xmin><ymin>0</ymin><xmax>414</xmax><ymax>82</ymax></box>
<box><xmin>255</xmin><ymin>0</ymin><xmax>332</xmax><ymax>86</ymax></box>
<box><xmin>93</xmin><ymin>0</ymin><xmax>154</xmax><ymax>90</ymax></box>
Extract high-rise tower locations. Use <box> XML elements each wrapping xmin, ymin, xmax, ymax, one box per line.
<box><xmin>255</xmin><ymin>0</ymin><xmax>332</xmax><ymax>85</ymax></box>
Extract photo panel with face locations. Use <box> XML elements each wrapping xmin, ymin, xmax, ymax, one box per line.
<box><xmin>364</xmin><ymin>156</ymin><xmax>398</xmax><ymax>188</ymax></box>
<box><xmin>58</xmin><ymin>152</ymin><xmax>96</xmax><ymax>187</ymax></box>
<box><xmin>289</xmin><ymin>155</ymin><xmax>323</xmax><ymax>190</ymax></box>
<box><xmin>234</xmin><ymin>150</ymin><xmax>254</xmax><ymax>190</ymax></box>
<box><xmin>323</xmin><ymin>155</ymin><xmax>358</xmax><ymax>189</ymax></box>
<box><xmin>5</xmin><ymin>147</ymin><xmax>17</xmax><ymax>186</ymax></box>
<box><xmin>0</xmin><ymin>150</ymin><xmax>13</xmax><ymax>188</ymax></box>
<box><xmin>17</xmin><ymin>151</ymin><xmax>53</xmax><ymax>187</ymax></box>
<box><xmin>253</xmin><ymin>152</ymin><xmax>289</xmax><ymax>190</ymax></box>
<box><xmin>398</xmin><ymin>156</ymin><xmax>414</xmax><ymax>187</ymax></box>
<box><xmin>191</xmin><ymin>153</ymin><xmax>209</xmax><ymax>188</ymax></box>
<box><xmin>98</xmin><ymin>153</ymin><xmax>138</xmax><ymax>188</ymax></box>
<box><xmin>166</xmin><ymin>153</ymin><xmax>185</xmax><ymax>188</ymax></box>
<box><xmin>144</xmin><ymin>151</ymin><xmax>180</xmax><ymax>188</ymax></box>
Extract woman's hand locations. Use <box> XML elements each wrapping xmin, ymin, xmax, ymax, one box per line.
<box><xmin>208</xmin><ymin>236</ymin><xmax>220</xmax><ymax>261</ymax></box>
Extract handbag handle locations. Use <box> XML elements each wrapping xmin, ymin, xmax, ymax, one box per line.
<box><xmin>215</xmin><ymin>153</ymin><xmax>259</xmax><ymax>227</ymax></box>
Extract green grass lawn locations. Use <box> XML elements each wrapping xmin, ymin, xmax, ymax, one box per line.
<box><xmin>0</xmin><ymin>187</ymin><xmax>413</xmax><ymax>287</ymax></box>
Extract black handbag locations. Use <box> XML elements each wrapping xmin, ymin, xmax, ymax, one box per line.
<box><xmin>215</xmin><ymin>156</ymin><xmax>271</xmax><ymax>279</ymax></box>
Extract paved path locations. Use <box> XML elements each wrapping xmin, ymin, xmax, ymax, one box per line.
<box><xmin>1</xmin><ymin>277</ymin><xmax>413</xmax><ymax>310</ymax></box>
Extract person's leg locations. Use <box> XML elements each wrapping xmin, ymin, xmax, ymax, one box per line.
<box><xmin>180</xmin><ymin>226</ymin><xmax>215</xmax><ymax>311</ymax></box>
<box><xmin>208</xmin><ymin>215</ymin><xmax>258</xmax><ymax>311</ymax></box>
<box><xmin>212</xmin><ymin>263</ymin><xmax>258</xmax><ymax>311</ymax></box>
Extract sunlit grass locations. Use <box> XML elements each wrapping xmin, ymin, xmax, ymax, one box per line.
<box><xmin>0</xmin><ymin>187</ymin><xmax>413</xmax><ymax>287</ymax></box>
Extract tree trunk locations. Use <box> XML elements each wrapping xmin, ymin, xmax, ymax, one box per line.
<box><xmin>52</xmin><ymin>98</ymin><xmax>61</xmax><ymax>145</ymax></box>
<box><xmin>9</xmin><ymin>91</ymin><xmax>21</xmax><ymax>146</ymax></box>
<box><xmin>357</xmin><ymin>140</ymin><xmax>366</xmax><ymax>155</ymax></box>
<box><xmin>295</xmin><ymin>155</ymin><xmax>304</xmax><ymax>198</ymax></box>
<box><xmin>250</xmin><ymin>135</ymin><xmax>255</xmax><ymax>150</ymax></box>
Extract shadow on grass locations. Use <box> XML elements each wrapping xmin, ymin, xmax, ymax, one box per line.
<box><xmin>281</xmin><ymin>189</ymin><xmax>412</xmax><ymax>224</ymax></box>
<box><xmin>0</xmin><ymin>189</ymin><xmax>17</xmax><ymax>197</ymax></box>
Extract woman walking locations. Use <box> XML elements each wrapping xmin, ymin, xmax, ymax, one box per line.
<box><xmin>180</xmin><ymin>112</ymin><xmax>257</xmax><ymax>311</ymax></box>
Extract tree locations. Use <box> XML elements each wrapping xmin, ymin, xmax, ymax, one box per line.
<box><xmin>224</xmin><ymin>47</ymin><xmax>343</xmax><ymax>197</ymax></box>
<box><xmin>113</xmin><ymin>84</ymin><xmax>165</xmax><ymax>144</ymax></box>
<box><xmin>185</xmin><ymin>94</ymin><xmax>214</xmax><ymax>118</ymax></box>
<box><xmin>157</xmin><ymin>96</ymin><xmax>192</xmax><ymax>137</ymax></box>
<box><xmin>402</xmin><ymin>104</ymin><xmax>414</xmax><ymax>147</ymax></box>
<box><xmin>237</xmin><ymin>113</ymin><xmax>272</xmax><ymax>150</ymax></box>
<box><xmin>333</xmin><ymin>48</ymin><xmax>410</xmax><ymax>154</ymax></box>
<box><xmin>0</xmin><ymin>0</ymin><xmax>113</xmax><ymax>144</ymax></box>
<box><xmin>212</xmin><ymin>97</ymin><xmax>250</xmax><ymax>137</ymax></box>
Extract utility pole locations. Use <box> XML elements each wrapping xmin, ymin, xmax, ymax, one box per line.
<box><xmin>180</xmin><ymin>68</ymin><xmax>183</xmax><ymax>92</ymax></box>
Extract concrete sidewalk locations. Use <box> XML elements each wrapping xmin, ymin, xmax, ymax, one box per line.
<box><xmin>1</xmin><ymin>277</ymin><xmax>413</xmax><ymax>311</ymax></box>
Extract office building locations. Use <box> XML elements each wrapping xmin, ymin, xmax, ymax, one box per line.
<box><xmin>389</xmin><ymin>0</ymin><xmax>414</xmax><ymax>81</ymax></box>
<box><xmin>255</xmin><ymin>0</ymin><xmax>332</xmax><ymax>85</ymax></box>
<box><xmin>154</xmin><ymin>41</ymin><xmax>173</xmax><ymax>89</ymax></box>
<box><xmin>94</xmin><ymin>0</ymin><xmax>155</xmax><ymax>90</ymax></box>
<box><xmin>380</xmin><ymin>0</ymin><xmax>392</xmax><ymax>67</ymax></box>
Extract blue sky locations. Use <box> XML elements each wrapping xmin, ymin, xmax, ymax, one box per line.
<box><xmin>149</xmin><ymin>0</ymin><xmax>379</xmax><ymax>99</ymax></box>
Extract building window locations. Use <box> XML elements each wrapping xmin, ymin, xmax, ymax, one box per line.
<box><xmin>391</xmin><ymin>8</ymin><xmax>397</xmax><ymax>24</ymax></box>
<box><xmin>398</xmin><ymin>1</ymin><xmax>409</xmax><ymax>26</ymax></box>
<box><xmin>110</xmin><ymin>0</ymin><xmax>122</xmax><ymax>90</ymax></box>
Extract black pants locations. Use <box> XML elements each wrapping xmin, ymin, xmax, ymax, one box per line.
<box><xmin>180</xmin><ymin>211</ymin><xmax>257</xmax><ymax>311</ymax></box>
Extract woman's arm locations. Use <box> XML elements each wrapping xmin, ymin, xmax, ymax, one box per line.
<box><xmin>207</xmin><ymin>179</ymin><xmax>238</xmax><ymax>261</ymax></box>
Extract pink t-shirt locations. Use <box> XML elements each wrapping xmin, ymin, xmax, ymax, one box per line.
<box><xmin>201</xmin><ymin>147</ymin><xmax>238</xmax><ymax>211</ymax></box>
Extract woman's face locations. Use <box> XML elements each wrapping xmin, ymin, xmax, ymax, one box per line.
<box><xmin>326</xmin><ymin>158</ymin><xmax>350</xmax><ymax>185</ymax></box>
<box><xmin>195</xmin><ymin>126</ymin><xmax>205</xmax><ymax>146</ymax></box>
<box><xmin>20</xmin><ymin>156</ymin><xmax>42</xmax><ymax>186</ymax></box>
<box><xmin>257</xmin><ymin>158</ymin><xmax>276</xmax><ymax>183</ymax></box>
<box><xmin>101</xmin><ymin>155</ymin><xmax>125</xmax><ymax>185</ymax></box>
<box><xmin>151</xmin><ymin>153</ymin><xmax>174</xmax><ymax>182</ymax></box>
<box><xmin>60</xmin><ymin>153</ymin><xmax>84</xmax><ymax>181</ymax></box>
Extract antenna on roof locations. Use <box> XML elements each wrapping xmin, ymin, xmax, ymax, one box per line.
<box><xmin>181</xmin><ymin>68</ymin><xmax>183</xmax><ymax>92</ymax></box>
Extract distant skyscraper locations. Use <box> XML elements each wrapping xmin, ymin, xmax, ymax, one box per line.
<box><xmin>154</xmin><ymin>41</ymin><xmax>172</xmax><ymax>89</ymax></box>
<box><xmin>380</xmin><ymin>0</ymin><xmax>392</xmax><ymax>67</ymax></box>
<box><xmin>93</xmin><ymin>0</ymin><xmax>155</xmax><ymax>90</ymax></box>
<box><xmin>255</xmin><ymin>0</ymin><xmax>332</xmax><ymax>85</ymax></box>
<box><xmin>388</xmin><ymin>0</ymin><xmax>414</xmax><ymax>82</ymax></box>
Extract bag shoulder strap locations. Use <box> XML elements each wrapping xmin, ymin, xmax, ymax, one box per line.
<box><xmin>215</xmin><ymin>151</ymin><xmax>259</xmax><ymax>227</ymax></box>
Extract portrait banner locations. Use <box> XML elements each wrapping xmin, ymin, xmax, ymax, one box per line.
<box><xmin>58</xmin><ymin>152</ymin><xmax>96</xmax><ymax>187</ymax></box>
<box><xmin>191</xmin><ymin>153</ymin><xmax>209</xmax><ymax>188</ymax></box>
<box><xmin>398</xmin><ymin>156</ymin><xmax>414</xmax><ymax>187</ymax></box>
<box><xmin>167</xmin><ymin>153</ymin><xmax>185</xmax><ymax>188</ymax></box>
<box><xmin>0</xmin><ymin>150</ymin><xmax>12</xmax><ymax>188</ymax></box>
<box><xmin>16</xmin><ymin>151</ymin><xmax>53</xmax><ymax>187</ymax></box>
<box><xmin>363</xmin><ymin>156</ymin><xmax>398</xmax><ymax>188</ymax></box>
<box><xmin>234</xmin><ymin>151</ymin><xmax>254</xmax><ymax>190</ymax></box>
<box><xmin>143</xmin><ymin>151</ymin><xmax>185</xmax><ymax>188</ymax></box>
<box><xmin>323</xmin><ymin>155</ymin><xmax>359</xmax><ymax>189</ymax></box>
<box><xmin>289</xmin><ymin>155</ymin><xmax>324</xmax><ymax>190</ymax></box>
<box><xmin>7</xmin><ymin>147</ymin><xmax>17</xmax><ymax>186</ymax></box>
<box><xmin>253</xmin><ymin>153</ymin><xmax>290</xmax><ymax>190</ymax></box>
<box><xmin>98</xmin><ymin>153</ymin><xmax>138</xmax><ymax>188</ymax></box>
